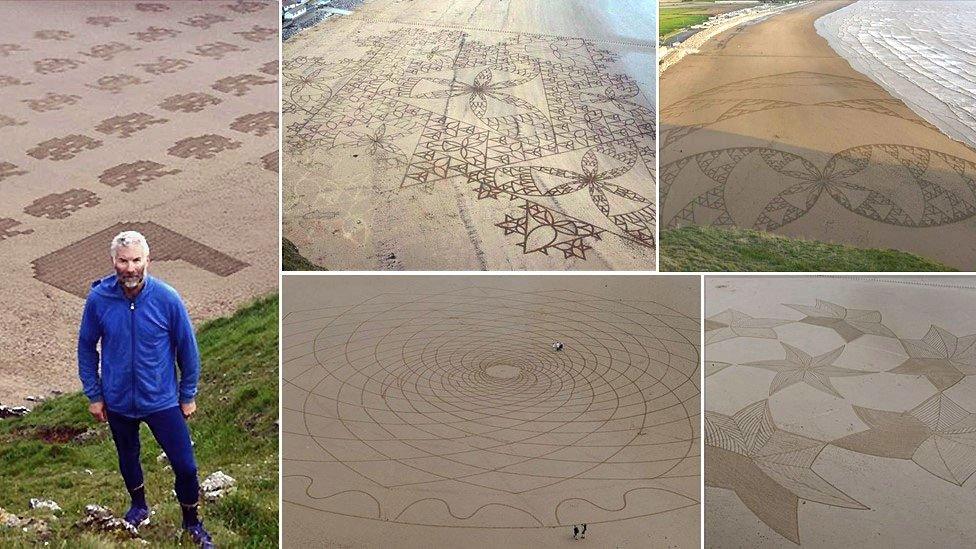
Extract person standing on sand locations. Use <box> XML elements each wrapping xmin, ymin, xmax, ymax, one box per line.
<box><xmin>78</xmin><ymin>230</ymin><xmax>214</xmax><ymax>549</ymax></box>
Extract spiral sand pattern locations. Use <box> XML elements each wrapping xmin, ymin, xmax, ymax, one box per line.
<box><xmin>282</xmin><ymin>279</ymin><xmax>700</xmax><ymax>546</ymax></box>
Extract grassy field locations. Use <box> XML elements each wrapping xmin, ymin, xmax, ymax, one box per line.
<box><xmin>0</xmin><ymin>295</ymin><xmax>279</xmax><ymax>548</ymax></box>
<box><xmin>660</xmin><ymin>8</ymin><xmax>711</xmax><ymax>38</ymax></box>
<box><xmin>282</xmin><ymin>237</ymin><xmax>326</xmax><ymax>271</ymax></box>
<box><xmin>661</xmin><ymin>226</ymin><xmax>956</xmax><ymax>272</ymax></box>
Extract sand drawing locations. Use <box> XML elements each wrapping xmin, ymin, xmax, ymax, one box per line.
<box><xmin>21</xmin><ymin>92</ymin><xmax>81</xmax><ymax>112</ymax></box>
<box><xmin>705</xmin><ymin>399</ymin><xmax>867</xmax><ymax>544</ymax></box>
<box><xmin>706</xmin><ymin>278</ymin><xmax>976</xmax><ymax>545</ymax></box>
<box><xmin>167</xmin><ymin>134</ymin><xmax>243</xmax><ymax>160</ymax></box>
<box><xmin>94</xmin><ymin>112</ymin><xmax>169</xmax><ymax>138</ymax></box>
<box><xmin>26</xmin><ymin>134</ymin><xmax>103</xmax><ymax>161</ymax></box>
<box><xmin>661</xmin><ymin>144</ymin><xmax>976</xmax><ymax>231</ymax></box>
<box><xmin>659</xmin><ymin>0</ymin><xmax>976</xmax><ymax>269</ymax></box>
<box><xmin>32</xmin><ymin>222</ymin><xmax>248</xmax><ymax>299</ymax></box>
<box><xmin>24</xmin><ymin>189</ymin><xmax>101</xmax><ymax>220</ymax></box>
<box><xmin>0</xmin><ymin>161</ymin><xmax>28</xmax><ymax>182</ymax></box>
<box><xmin>98</xmin><ymin>160</ymin><xmax>181</xmax><ymax>192</ymax></box>
<box><xmin>0</xmin><ymin>0</ymin><xmax>277</xmax><ymax>404</ymax></box>
<box><xmin>284</xmin><ymin>21</ymin><xmax>655</xmax><ymax>267</ymax></box>
<box><xmin>284</xmin><ymin>283</ymin><xmax>699</xmax><ymax>536</ymax></box>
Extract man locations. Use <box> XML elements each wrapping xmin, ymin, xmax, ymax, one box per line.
<box><xmin>78</xmin><ymin>230</ymin><xmax>214</xmax><ymax>548</ymax></box>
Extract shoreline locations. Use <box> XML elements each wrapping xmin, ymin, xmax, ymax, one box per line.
<box><xmin>814</xmin><ymin>0</ymin><xmax>976</xmax><ymax>151</ymax></box>
<box><xmin>659</xmin><ymin>0</ymin><xmax>976</xmax><ymax>270</ymax></box>
<box><xmin>659</xmin><ymin>1</ymin><xmax>813</xmax><ymax>73</ymax></box>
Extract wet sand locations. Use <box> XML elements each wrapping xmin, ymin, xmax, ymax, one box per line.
<box><xmin>705</xmin><ymin>276</ymin><xmax>976</xmax><ymax>546</ymax></box>
<box><xmin>816</xmin><ymin>0</ymin><xmax>976</xmax><ymax>151</ymax></box>
<box><xmin>659</xmin><ymin>0</ymin><xmax>976</xmax><ymax>270</ymax></box>
<box><xmin>282</xmin><ymin>275</ymin><xmax>701</xmax><ymax>547</ymax></box>
<box><xmin>282</xmin><ymin>0</ymin><xmax>656</xmax><ymax>270</ymax></box>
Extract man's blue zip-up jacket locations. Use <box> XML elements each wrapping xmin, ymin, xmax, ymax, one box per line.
<box><xmin>78</xmin><ymin>274</ymin><xmax>200</xmax><ymax>418</ymax></box>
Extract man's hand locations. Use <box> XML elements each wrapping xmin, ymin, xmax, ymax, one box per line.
<box><xmin>181</xmin><ymin>401</ymin><xmax>197</xmax><ymax>419</ymax></box>
<box><xmin>89</xmin><ymin>401</ymin><xmax>107</xmax><ymax>422</ymax></box>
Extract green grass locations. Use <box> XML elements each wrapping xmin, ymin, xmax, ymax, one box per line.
<box><xmin>660</xmin><ymin>226</ymin><xmax>956</xmax><ymax>272</ymax></box>
<box><xmin>660</xmin><ymin>8</ymin><xmax>711</xmax><ymax>38</ymax></box>
<box><xmin>282</xmin><ymin>237</ymin><xmax>326</xmax><ymax>271</ymax></box>
<box><xmin>0</xmin><ymin>295</ymin><xmax>279</xmax><ymax>548</ymax></box>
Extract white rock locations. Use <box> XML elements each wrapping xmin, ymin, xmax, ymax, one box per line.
<box><xmin>201</xmin><ymin>470</ymin><xmax>237</xmax><ymax>501</ymax></box>
<box><xmin>81</xmin><ymin>504</ymin><xmax>138</xmax><ymax>537</ymax></box>
<box><xmin>0</xmin><ymin>405</ymin><xmax>30</xmax><ymax>418</ymax></box>
<box><xmin>29</xmin><ymin>499</ymin><xmax>61</xmax><ymax>513</ymax></box>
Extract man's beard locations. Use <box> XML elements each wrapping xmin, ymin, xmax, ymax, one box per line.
<box><xmin>121</xmin><ymin>269</ymin><xmax>146</xmax><ymax>288</ymax></box>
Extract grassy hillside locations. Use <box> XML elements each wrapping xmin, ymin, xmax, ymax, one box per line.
<box><xmin>0</xmin><ymin>295</ymin><xmax>279</xmax><ymax>548</ymax></box>
<box><xmin>282</xmin><ymin>237</ymin><xmax>326</xmax><ymax>271</ymax></box>
<box><xmin>660</xmin><ymin>8</ymin><xmax>710</xmax><ymax>38</ymax></box>
<box><xmin>661</xmin><ymin>226</ymin><xmax>956</xmax><ymax>272</ymax></box>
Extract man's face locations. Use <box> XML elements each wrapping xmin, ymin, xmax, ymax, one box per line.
<box><xmin>113</xmin><ymin>245</ymin><xmax>149</xmax><ymax>289</ymax></box>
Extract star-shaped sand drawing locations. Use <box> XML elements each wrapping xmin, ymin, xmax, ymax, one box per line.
<box><xmin>705</xmin><ymin>400</ymin><xmax>867</xmax><ymax>544</ymax></box>
<box><xmin>833</xmin><ymin>393</ymin><xmax>976</xmax><ymax>485</ymax></box>
<box><xmin>890</xmin><ymin>325</ymin><xmax>976</xmax><ymax>390</ymax></box>
<box><xmin>784</xmin><ymin>299</ymin><xmax>895</xmax><ymax>342</ymax></box>
<box><xmin>705</xmin><ymin>361</ymin><xmax>733</xmax><ymax>377</ymax></box>
<box><xmin>705</xmin><ymin>309</ymin><xmax>789</xmax><ymax>344</ymax></box>
<box><xmin>745</xmin><ymin>343</ymin><xmax>868</xmax><ymax>398</ymax></box>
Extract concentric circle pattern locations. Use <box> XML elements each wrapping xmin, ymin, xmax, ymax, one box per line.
<box><xmin>283</xmin><ymin>286</ymin><xmax>700</xmax><ymax>529</ymax></box>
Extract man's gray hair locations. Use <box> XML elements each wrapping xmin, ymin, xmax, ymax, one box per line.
<box><xmin>110</xmin><ymin>230</ymin><xmax>150</xmax><ymax>259</ymax></box>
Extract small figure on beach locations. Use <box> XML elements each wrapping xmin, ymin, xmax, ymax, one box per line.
<box><xmin>572</xmin><ymin>523</ymin><xmax>587</xmax><ymax>540</ymax></box>
<box><xmin>552</xmin><ymin>341</ymin><xmax>564</xmax><ymax>352</ymax></box>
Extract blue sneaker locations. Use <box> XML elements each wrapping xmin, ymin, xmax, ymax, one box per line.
<box><xmin>185</xmin><ymin>522</ymin><xmax>215</xmax><ymax>549</ymax></box>
<box><xmin>122</xmin><ymin>505</ymin><xmax>150</xmax><ymax>529</ymax></box>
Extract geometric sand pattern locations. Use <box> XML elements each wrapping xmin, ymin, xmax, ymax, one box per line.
<box><xmin>32</xmin><ymin>222</ymin><xmax>248</xmax><ymax>298</ymax></box>
<box><xmin>283</xmin><ymin>10</ymin><xmax>655</xmax><ymax>270</ymax></box>
<box><xmin>705</xmin><ymin>276</ymin><xmax>976</xmax><ymax>547</ymax></box>
<box><xmin>659</xmin><ymin>0</ymin><xmax>976</xmax><ymax>270</ymax></box>
<box><xmin>283</xmin><ymin>278</ymin><xmax>699</xmax><ymax>545</ymax></box>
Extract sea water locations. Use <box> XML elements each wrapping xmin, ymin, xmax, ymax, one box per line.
<box><xmin>816</xmin><ymin>0</ymin><xmax>976</xmax><ymax>149</ymax></box>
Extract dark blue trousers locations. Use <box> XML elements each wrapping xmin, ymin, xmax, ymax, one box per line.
<box><xmin>107</xmin><ymin>406</ymin><xmax>200</xmax><ymax>506</ymax></box>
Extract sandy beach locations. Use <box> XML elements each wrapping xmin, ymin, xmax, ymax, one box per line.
<box><xmin>0</xmin><ymin>1</ymin><xmax>279</xmax><ymax>405</ymax></box>
<box><xmin>659</xmin><ymin>1</ymin><xmax>810</xmax><ymax>73</ymax></box>
<box><xmin>705</xmin><ymin>276</ymin><xmax>976</xmax><ymax>546</ymax></box>
<box><xmin>282</xmin><ymin>275</ymin><xmax>700</xmax><ymax>547</ymax></box>
<box><xmin>659</xmin><ymin>0</ymin><xmax>976</xmax><ymax>270</ymax></box>
<box><xmin>282</xmin><ymin>0</ymin><xmax>656</xmax><ymax>270</ymax></box>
